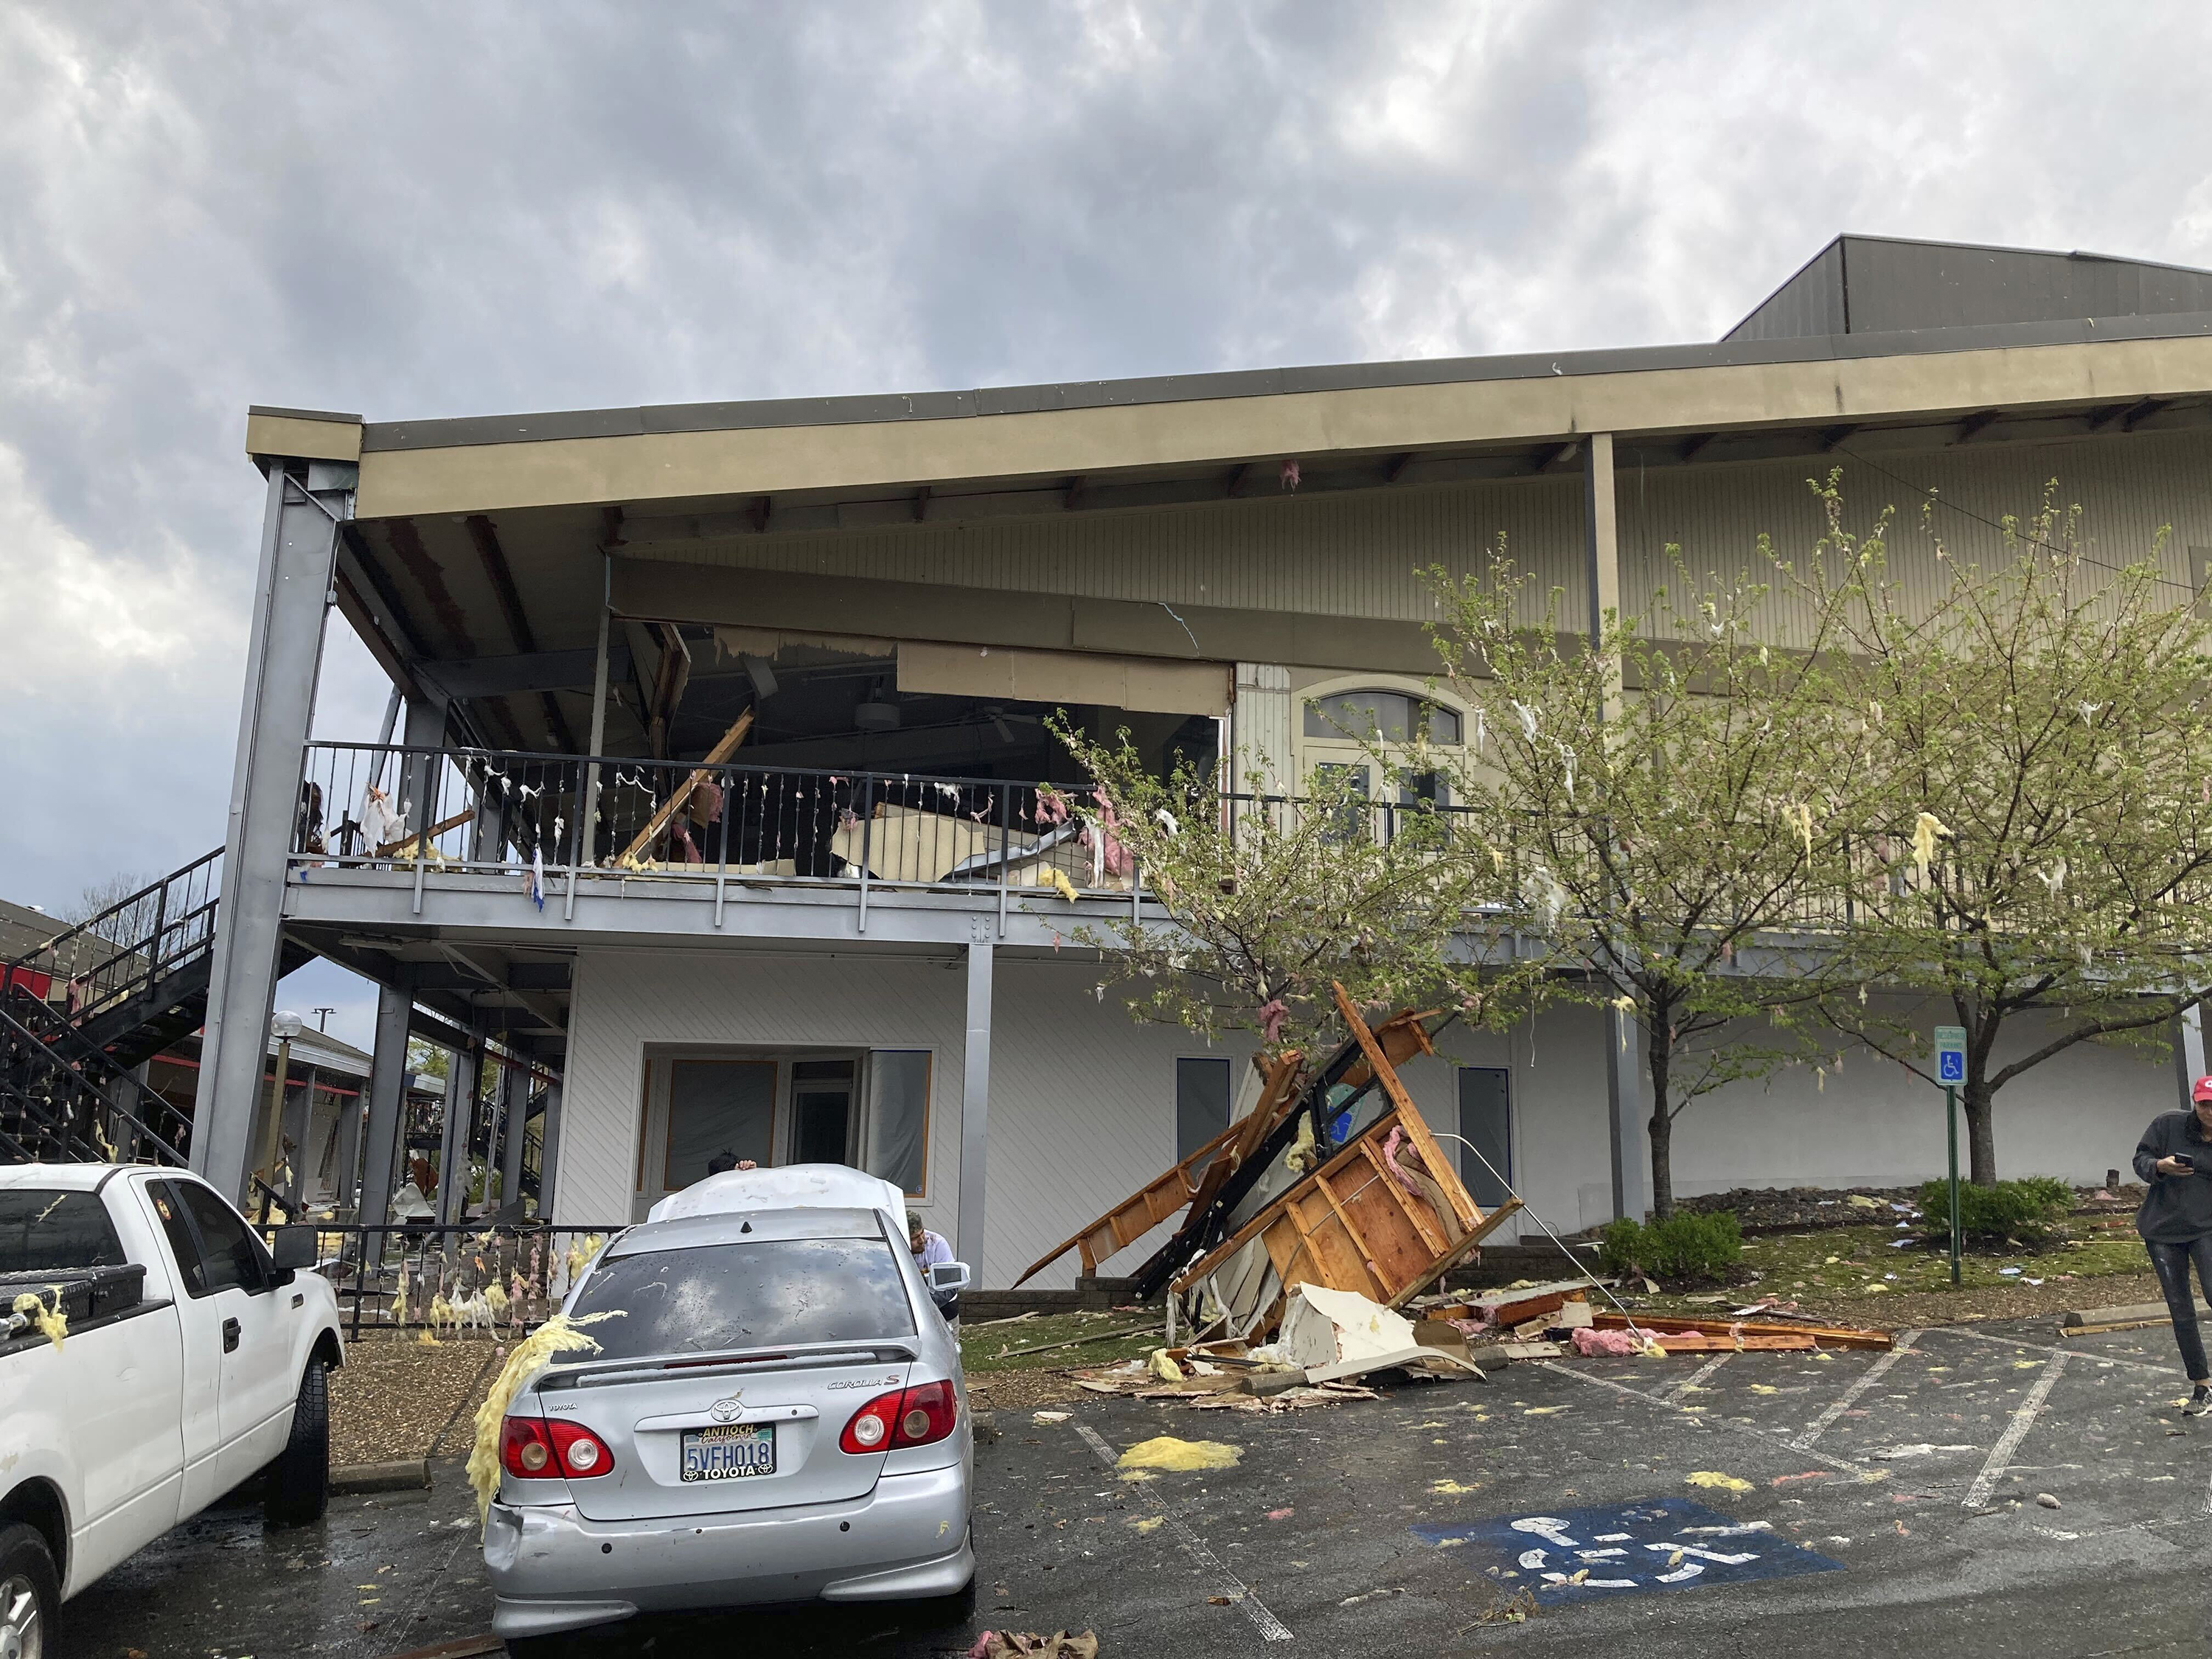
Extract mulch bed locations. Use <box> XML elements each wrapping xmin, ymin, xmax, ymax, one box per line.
<box><xmin>330</xmin><ymin>1333</ymin><xmax>504</xmax><ymax>1467</ymax></box>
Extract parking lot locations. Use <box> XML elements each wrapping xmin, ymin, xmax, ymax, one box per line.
<box><xmin>54</xmin><ymin>1316</ymin><xmax>2212</xmax><ymax>1658</ymax></box>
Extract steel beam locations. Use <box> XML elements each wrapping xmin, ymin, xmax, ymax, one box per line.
<box><xmin>956</xmin><ymin>941</ymin><xmax>994</xmax><ymax>1273</ymax></box>
<box><xmin>279</xmin><ymin>1063</ymin><xmax>318</xmax><ymax>1207</ymax></box>
<box><xmin>499</xmin><ymin>1066</ymin><xmax>531</xmax><ymax>1211</ymax></box>
<box><xmin>437</xmin><ymin>1043</ymin><xmax>480</xmax><ymax>1225</ymax></box>
<box><xmin>191</xmin><ymin>467</ymin><xmax>348</xmax><ymax>1202</ymax></box>
<box><xmin>538</xmin><ymin>1079</ymin><xmax>565</xmax><ymax>1220</ymax></box>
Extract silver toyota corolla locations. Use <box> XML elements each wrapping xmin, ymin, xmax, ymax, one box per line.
<box><xmin>483</xmin><ymin>1198</ymin><xmax>973</xmax><ymax>1646</ymax></box>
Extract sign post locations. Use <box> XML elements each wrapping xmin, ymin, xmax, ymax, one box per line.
<box><xmin>1935</xmin><ymin>1026</ymin><xmax>1968</xmax><ymax>1286</ymax></box>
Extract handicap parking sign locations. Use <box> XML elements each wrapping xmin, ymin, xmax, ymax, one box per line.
<box><xmin>1935</xmin><ymin>1024</ymin><xmax>1967</xmax><ymax>1085</ymax></box>
<box><xmin>1411</xmin><ymin>1497</ymin><xmax>1841</xmax><ymax>1604</ymax></box>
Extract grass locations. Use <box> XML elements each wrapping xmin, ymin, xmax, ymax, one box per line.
<box><xmin>959</xmin><ymin>1308</ymin><xmax>1166</xmax><ymax>1374</ymax></box>
<box><xmin>1623</xmin><ymin>1220</ymin><xmax>2150</xmax><ymax>1317</ymax></box>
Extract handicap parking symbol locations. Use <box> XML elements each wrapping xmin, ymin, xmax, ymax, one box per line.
<box><xmin>1411</xmin><ymin>1497</ymin><xmax>1841</xmax><ymax>1603</ymax></box>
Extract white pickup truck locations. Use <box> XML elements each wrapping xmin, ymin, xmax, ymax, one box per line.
<box><xmin>0</xmin><ymin>1164</ymin><xmax>344</xmax><ymax>1652</ymax></box>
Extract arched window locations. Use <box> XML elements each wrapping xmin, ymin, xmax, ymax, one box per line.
<box><xmin>1294</xmin><ymin>678</ymin><xmax>1464</xmax><ymax>834</ymax></box>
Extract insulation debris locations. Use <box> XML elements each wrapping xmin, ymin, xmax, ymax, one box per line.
<box><xmin>1116</xmin><ymin>1436</ymin><xmax>1241</xmax><ymax>1472</ymax></box>
<box><xmin>10</xmin><ymin>1288</ymin><xmax>66</xmax><ymax>1352</ymax></box>
<box><xmin>465</xmin><ymin>1310</ymin><xmax>627</xmax><ymax>1523</ymax></box>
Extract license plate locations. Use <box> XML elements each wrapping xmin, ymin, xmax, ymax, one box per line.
<box><xmin>681</xmin><ymin>1422</ymin><xmax>776</xmax><ymax>1482</ymax></box>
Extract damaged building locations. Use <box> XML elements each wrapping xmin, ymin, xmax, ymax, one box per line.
<box><xmin>17</xmin><ymin>232</ymin><xmax>2212</xmax><ymax>1286</ymax></box>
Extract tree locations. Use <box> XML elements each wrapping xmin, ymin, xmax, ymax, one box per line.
<box><xmin>1048</xmin><ymin>728</ymin><xmax>1475</xmax><ymax>1059</ymax></box>
<box><xmin>1423</xmin><ymin>538</ymin><xmax>1876</xmax><ymax>1217</ymax></box>
<box><xmin>63</xmin><ymin>870</ymin><xmax>161</xmax><ymax>949</ymax></box>
<box><xmin>1804</xmin><ymin>480</ymin><xmax>2212</xmax><ymax>1185</ymax></box>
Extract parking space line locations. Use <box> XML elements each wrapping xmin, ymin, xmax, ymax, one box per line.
<box><xmin>1964</xmin><ymin>1351</ymin><xmax>2067</xmax><ymax>1511</ymax></box>
<box><xmin>1072</xmin><ymin>1422</ymin><xmax>1293</xmax><ymax>1643</ymax></box>
<box><xmin>1533</xmin><ymin>1362</ymin><xmax>1873</xmax><ymax>1476</ymax></box>
<box><xmin>1664</xmin><ymin>1353</ymin><xmax>1733</xmax><ymax>1402</ymax></box>
<box><xmin>1796</xmin><ymin>1329</ymin><xmax>1920</xmax><ymax>1449</ymax></box>
<box><xmin>1930</xmin><ymin>1325</ymin><xmax>2173</xmax><ymax>1377</ymax></box>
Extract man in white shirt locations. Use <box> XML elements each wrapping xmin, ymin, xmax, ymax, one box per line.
<box><xmin>908</xmin><ymin>1211</ymin><xmax>958</xmax><ymax>1329</ymax></box>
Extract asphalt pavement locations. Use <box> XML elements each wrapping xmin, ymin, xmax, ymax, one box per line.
<box><xmin>54</xmin><ymin>1317</ymin><xmax>2212</xmax><ymax>1658</ymax></box>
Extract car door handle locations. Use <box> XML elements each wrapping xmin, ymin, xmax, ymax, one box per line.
<box><xmin>222</xmin><ymin>1317</ymin><xmax>241</xmax><ymax>1353</ymax></box>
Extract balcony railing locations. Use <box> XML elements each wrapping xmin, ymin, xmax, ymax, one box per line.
<box><xmin>296</xmin><ymin>742</ymin><xmax>1161</xmax><ymax>924</ymax></box>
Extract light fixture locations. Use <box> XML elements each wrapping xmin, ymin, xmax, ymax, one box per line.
<box><xmin>855</xmin><ymin>700</ymin><xmax>900</xmax><ymax>731</ymax></box>
<box><xmin>271</xmin><ymin>1010</ymin><xmax>305</xmax><ymax>1040</ymax></box>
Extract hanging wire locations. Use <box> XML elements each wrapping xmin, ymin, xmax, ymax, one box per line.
<box><xmin>1430</xmin><ymin>1130</ymin><xmax>1652</xmax><ymax>1336</ymax></box>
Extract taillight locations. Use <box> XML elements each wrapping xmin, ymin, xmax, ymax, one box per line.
<box><xmin>548</xmin><ymin>1419</ymin><xmax>615</xmax><ymax>1478</ymax></box>
<box><xmin>498</xmin><ymin>1414</ymin><xmax>613</xmax><ymax>1479</ymax></box>
<box><xmin>839</xmin><ymin>1380</ymin><xmax>959</xmax><ymax>1454</ymax></box>
<box><xmin>500</xmin><ymin>1416</ymin><xmax>555</xmax><ymax>1478</ymax></box>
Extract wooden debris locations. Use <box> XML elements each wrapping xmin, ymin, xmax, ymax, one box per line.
<box><xmin>616</xmin><ymin>708</ymin><xmax>754</xmax><ymax>866</ymax></box>
<box><xmin>1589</xmin><ymin>1311</ymin><xmax>1892</xmax><ymax>1351</ymax></box>
<box><xmin>1169</xmin><ymin>992</ymin><xmax>1521</xmax><ymax>1317</ymax></box>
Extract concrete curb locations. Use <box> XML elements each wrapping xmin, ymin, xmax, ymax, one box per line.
<box><xmin>333</xmin><ymin>1456</ymin><xmax>431</xmax><ymax>1495</ymax></box>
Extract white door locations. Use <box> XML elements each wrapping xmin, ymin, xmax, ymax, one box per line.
<box><xmin>157</xmin><ymin>1179</ymin><xmax>300</xmax><ymax>1494</ymax></box>
<box><xmin>145</xmin><ymin>1179</ymin><xmax>226</xmax><ymax>1511</ymax></box>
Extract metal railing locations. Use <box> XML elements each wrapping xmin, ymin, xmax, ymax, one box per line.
<box><xmin>1</xmin><ymin>849</ymin><xmax>223</xmax><ymax>1034</ymax></box>
<box><xmin>277</xmin><ymin>1219</ymin><xmax>626</xmax><ymax>1340</ymax></box>
<box><xmin>296</xmin><ymin>743</ymin><xmax>1155</xmax><ymax>920</ymax></box>
<box><xmin>0</xmin><ymin>987</ymin><xmax>195</xmax><ymax>1166</ymax></box>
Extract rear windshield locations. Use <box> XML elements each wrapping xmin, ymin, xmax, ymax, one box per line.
<box><xmin>0</xmin><ymin>1189</ymin><xmax>126</xmax><ymax>1273</ymax></box>
<box><xmin>567</xmin><ymin>1235</ymin><xmax>917</xmax><ymax>1360</ymax></box>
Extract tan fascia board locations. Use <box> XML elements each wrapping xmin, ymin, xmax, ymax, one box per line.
<box><xmin>352</xmin><ymin>334</ymin><xmax>2212</xmax><ymax>521</ymax></box>
<box><xmin>246</xmin><ymin>406</ymin><xmax>363</xmax><ymax>465</ymax></box>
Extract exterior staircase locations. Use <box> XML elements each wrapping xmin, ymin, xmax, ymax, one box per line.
<box><xmin>0</xmin><ymin>849</ymin><xmax>307</xmax><ymax>1178</ymax></box>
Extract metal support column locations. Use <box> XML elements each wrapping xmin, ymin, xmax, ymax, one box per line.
<box><xmin>356</xmin><ymin>983</ymin><xmax>412</xmax><ymax>1229</ymax></box>
<box><xmin>537</xmin><ymin>1079</ymin><xmax>565</xmax><ymax>1220</ymax></box>
<box><xmin>191</xmin><ymin>464</ymin><xmax>349</xmax><ymax>1201</ymax></box>
<box><xmin>279</xmin><ymin>1063</ymin><xmax>318</xmax><ymax>1206</ymax></box>
<box><xmin>499</xmin><ymin>1063</ymin><xmax>532</xmax><ymax>1211</ymax></box>
<box><xmin>1585</xmin><ymin>433</ymin><xmax>1646</xmax><ymax>1220</ymax></box>
<box><xmin>437</xmin><ymin>1043</ymin><xmax>480</xmax><ymax>1225</ymax></box>
<box><xmin>956</xmin><ymin>941</ymin><xmax>995</xmax><ymax>1273</ymax></box>
<box><xmin>2178</xmin><ymin>1004</ymin><xmax>2208</xmax><ymax>1105</ymax></box>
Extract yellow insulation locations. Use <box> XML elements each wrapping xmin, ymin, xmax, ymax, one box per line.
<box><xmin>465</xmin><ymin>1310</ymin><xmax>627</xmax><ymax>1525</ymax></box>
<box><xmin>12</xmin><ymin>1289</ymin><xmax>67</xmax><ymax>1352</ymax></box>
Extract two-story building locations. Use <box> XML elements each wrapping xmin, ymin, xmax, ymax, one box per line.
<box><xmin>188</xmin><ymin>234</ymin><xmax>2212</xmax><ymax>1284</ymax></box>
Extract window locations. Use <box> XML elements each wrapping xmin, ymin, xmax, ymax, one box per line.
<box><xmin>665</xmin><ymin>1060</ymin><xmax>776</xmax><ymax>1188</ymax></box>
<box><xmin>0</xmin><ymin>1189</ymin><xmax>125</xmax><ymax>1273</ymax></box>
<box><xmin>1456</xmin><ymin>1068</ymin><xmax>1512</xmax><ymax>1210</ymax></box>
<box><xmin>158</xmin><ymin>1180</ymin><xmax>271</xmax><ymax>1298</ymax></box>
<box><xmin>1304</xmin><ymin>689</ymin><xmax>1461</xmax><ymax>746</ymax></box>
<box><xmin>863</xmin><ymin>1051</ymin><xmax>932</xmax><ymax>1196</ymax></box>
<box><xmin>1175</xmin><ymin>1057</ymin><xmax>1232</xmax><ymax>1161</ymax></box>
<box><xmin>568</xmin><ymin>1234</ymin><xmax>917</xmax><ymax>1360</ymax></box>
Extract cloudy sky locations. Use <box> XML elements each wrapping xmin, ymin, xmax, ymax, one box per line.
<box><xmin>4</xmin><ymin>1</ymin><xmax>2211</xmax><ymax>1048</ymax></box>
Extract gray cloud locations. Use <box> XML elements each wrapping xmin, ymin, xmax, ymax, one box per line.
<box><xmin>4</xmin><ymin>0</ymin><xmax>2211</xmax><ymax>1048</ymax></box>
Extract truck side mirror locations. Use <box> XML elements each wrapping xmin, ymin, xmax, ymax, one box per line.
<box><xmin>269</xmin><ymin>1225</ymin><xmax>319</xmax><ymax>1279</ymax></box>
<box><xmin>927</xmin><ymin>1261</ymin><xmax>971</xmax><ymax>1293</ymax></box>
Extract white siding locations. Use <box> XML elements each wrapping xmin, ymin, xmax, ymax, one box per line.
<box><xmin>554</xmin><ymin>945</ymin><xmax>2185</xmax><ymax>1284</ymax></box>
<box><xmin>557</xmin><ymin>945</ymin><xmax>1247</xmax><ymax>1287</ymax></box>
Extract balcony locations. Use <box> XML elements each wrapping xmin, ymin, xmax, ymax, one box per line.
<box><xmin>289</xmin><ymin>742</ymin><xmax>1164</xmax><ymax>948</ymax></box>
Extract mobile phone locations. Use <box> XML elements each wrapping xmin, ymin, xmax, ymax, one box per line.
<box><xmin>2175</xmin><ymin>1154</ymin><xmax>2196</xmax><ymax>1170</ymax></box>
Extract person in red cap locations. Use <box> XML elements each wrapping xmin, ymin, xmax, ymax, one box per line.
<box><xmin>2135</xmin><ymin>1076</ymin><xmax>2212</xmax><ymax>1414</ymax></box>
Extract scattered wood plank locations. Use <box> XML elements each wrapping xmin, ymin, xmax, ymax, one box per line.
<box><xmin>992</xmin><ymin>1321</ymin><xmax>1159</xmax><ymax>1360</ymax></box>
<box><xmin>2062</xmin><ymin>1298</ymin><xmax>2204</xmax><ymax>1329</ymax></box>
<box><xmin>616</xmin><ymin>708</ymin><xmax>754</xmax><ymax>866</ymax></box>
<box><xmin>379</xmin><ymin>809</ymin><xmax>474</xmax><ymax>859</ymax></box>
<box><xmin>1590</xmin><ymin>1311</ymin><xmax>1892</xmax><ymax>1351</ymax></box>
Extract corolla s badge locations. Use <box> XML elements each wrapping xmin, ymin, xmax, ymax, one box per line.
<box><xmin>709</xmin><ymin>1394</ymin><xmax>744</xmax><ymax>1422</ymax></box>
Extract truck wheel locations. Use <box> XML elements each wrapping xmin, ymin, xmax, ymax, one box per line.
<box><xmin>0</xmin><ymin>1522</ymin><xmax>58</xmax><ymax>1659</ymax></box>
<box><xmin>264</xmin><ymin>1361</ymin><xmax>330</xmax><ymax>1525</ymax></box>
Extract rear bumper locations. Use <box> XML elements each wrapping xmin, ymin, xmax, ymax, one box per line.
<box><xmin>484</xmin><ymin>1461</ymin><xmax>973</xmax><ymax>1638</ymax></box>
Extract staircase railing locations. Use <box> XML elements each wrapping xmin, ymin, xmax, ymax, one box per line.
<box><xmin>0</xmin><ymin>991</ymin><xmax>191</xmax><ymax>1165</ymax></box>
<box><xmin>1</xmin><ymin>849</ymin><xmax>224</xmax><ymax>1039</ymax></box>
